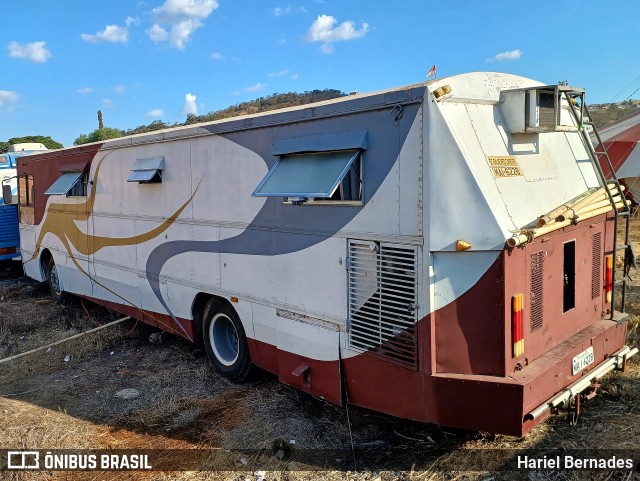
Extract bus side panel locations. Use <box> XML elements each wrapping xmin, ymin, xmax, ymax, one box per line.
<box><xmin>432</xmin><ymin>252</ymin><xmax>506</xmax><ymax>376</ymax></box>
<box><xmin>342</xmin><ymin>351</ymin><xmax>427</xmax><ymax>421</ymax></box>
<box><xmin>276</xmin><ymin>318</ymin><xmax>342</xmax><ymax>405</ymax></box>
<box><xmin>0</xmin><ymin>205</ymin><xmax>19</xmax><ymax>260</ymax></box>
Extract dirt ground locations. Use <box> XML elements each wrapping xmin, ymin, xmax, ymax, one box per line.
<box><xmin>1</xmin><ymin>221</ymin><xmax>639</xmax><ymax>481</ymax></box>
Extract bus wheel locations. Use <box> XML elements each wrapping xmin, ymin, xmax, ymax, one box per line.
<box><xmin>47</xmin><ymin>257</ymin><xmax>68</xmax><ymax>304</ymax></box>
<box><xmin>202</xmin><ymin>300</ymin><xmax>252</xmax><ymax>382</ymax></box>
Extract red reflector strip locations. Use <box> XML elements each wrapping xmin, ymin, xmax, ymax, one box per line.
<box><xmin>0</xmin><ymin>247</ymin><xmax>16</xmax><ymax>255</ymax></box>
<box><xmin>605</xmin><ymin>254</ymin><xmax>613</xmax><ymax>304</ymax></box>
<box><xmin>512</xmin><ymin>293</ymin><xmax>525</xmax><ymax>358</ymax></box>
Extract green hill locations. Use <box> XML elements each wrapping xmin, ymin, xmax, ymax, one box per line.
<box><xmin>74</xmin><ymin>89</ymin><xmax>347</xmax><ymax>145</ymax></box>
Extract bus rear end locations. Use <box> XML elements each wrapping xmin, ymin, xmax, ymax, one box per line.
<box><xmin>506</xmin><ymin>214</ymin><xmax>632</xmax><ymax>432</ymax></box>
<box><xmin>424</xmin><ymin>73</ymin><xmax>636</xmax><ymax>436</ymax></box>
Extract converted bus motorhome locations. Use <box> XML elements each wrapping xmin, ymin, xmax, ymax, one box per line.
<box><xmin>0</xmin><ymin>143</ymin><xmax>48</xmax><ymax>260</ymax></box>
<box><xmin>16</xmin><ymin>72</ymin><xmax>637</xmax><ymax>436</ymax></box>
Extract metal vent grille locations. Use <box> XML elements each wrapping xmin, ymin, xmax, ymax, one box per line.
<box><xmin>348</xmin><ymin>240</ymin><xmax>418</xmax><ymax>369</ymax></box>
<box><xmin>530</xmin><ymin>251</ymin><xmax>545</xmax><ymax>332</ymax></box>
<box><xmin>592</xmin><ymin>232</ymin><xmax>602</xmax><ymax>300</ymax></box>
<box><xmin>538</xmin><ymin>92</ymin><xmax>556</xmax><ymax>127</ymax></box>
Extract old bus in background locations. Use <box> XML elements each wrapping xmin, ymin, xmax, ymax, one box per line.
<box><xmin>0</xmin><ymin>143</ymin><xmax>48</xmax><ymax>260</ymax></box>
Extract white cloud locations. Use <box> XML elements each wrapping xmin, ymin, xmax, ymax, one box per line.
<box><xmin>102</xmin><ymin>98</ymin><xmax>113</xmax><ymax>108</ymax></box>
<box><xmin>269</xmin><ymin>69</ymin><xmax>290</xmax><ymax>77</ymax></box>
<box><xmin>274</xmin><ymin>6</ymin><xmax>291</xmax><ymax>16</ymax></box>
<box><xmin>77</xmin><ymin>87</ymin><xmax>93</xmax><ymax>95</ymax></box>
<box><xmin>268</xmin><ymin>69</ymin><xmax>299</xmax><ymax>80</ymax></box>
<box><xmin>273</xmin><ymin>5</ymin><xmax>307</xmax><ymax>16</ymax></box>
<box><xmin>147</xmin><ymin>24</ymin><xmax>169</xmax><ymax>42</ymax></box>
<box><xmin>181</xmin><ymin>93</ymin><xmax>198</xmax><ymax>115</ymax></box>
<box><xmin>81</xmin><ymin>17</ymin><xmax>136</xmax><ymax>44</ymax></box>
<box><xmin>149</xmin><ymin>0</ymin><xmax>219</xmax><ymax>49</ymax></box>
<box><xmin>146</xmin><ymin>109</ymin><xmax>164</xmax><ymax>117</ymax></box>
<box><xmin>113</xmin><ymin>85</ymin><xmax>126</xmax><ymax>93</ymax></box>
<box><xmin>305</xmin><ymin>15</ymin><xmax>369</xmax><ymax>53</ymax></box>
<box><xmin>81</xmin><ymin>25</ymin><xmax>127</xmax><ymax>43</ymax></box>
<box><xmin>210</xmin><ymin>51</ymin><xmax>240</xmax><ymax>62</ymax></box>
<box><xmin>7</xmin><ymin>41</ymin><xmax>51</xmax><ymax>63</ymax></box>
<box><xmin>152</xmin><ymin>0</ymin><xmax>218</xmax><ymax>21</ymax></box>
<box><xmin>320</xmin><ymin>43</ymin><xmax>333</xmax><ymax>54</ymax></box>
<box><xmin>0</xmin><ymin>90</ymin><xmax>19</xmax><ymax>107</ymax></box>
<box><xmin>488</xmin><ymin>49</ymin><xmax>522</xmax><ymax>61</ymax></box>
<box><xmin>233</xmin><ymin>83</ymin><xmax>267</xmax><ymax>95</ymax></box>
<box><xmin>245</xmin><ymin>82</ymin><xmax>266</xmax><ymax>93</ymax></box>
<box><xmin>169</xmin><ymin>19</ymin><xmax>203</xmax><ymax>50</ymax></box>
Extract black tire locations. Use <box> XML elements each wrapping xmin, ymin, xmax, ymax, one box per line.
<box><xmin>47</xmin><ymin>257</ymin><xmax>69</xmax><ymax>304</ymax></box>
<box><xmin>202</xmin><ymin>300</ymin><xmax>252</xmax><ymax>382</ymax></box>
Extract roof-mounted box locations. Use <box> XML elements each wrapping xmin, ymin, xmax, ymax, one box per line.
<box><xmin>500</xmin><ymin>84</ymin><xmax>584</xmax><ymax>134</ymax></box>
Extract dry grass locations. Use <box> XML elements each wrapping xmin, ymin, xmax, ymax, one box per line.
<box><xmin>0</xmin><ymin>279</ymin><xmax>127</xmax><ymax>385</ymax></box>
<box><xmin>109</xmin><ymin>389</ymin><xmax>250</xmax><ymax>446</ymax></box>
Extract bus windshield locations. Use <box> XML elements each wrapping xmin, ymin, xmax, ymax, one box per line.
<box><xmin>0</xmin><ymin>155</ymin><xmax>12</xmax><ymax>169</ymax></box>
<box><xmin>0</xmin><ymin>154</ymin><xmax>16</xmax><ymax>169</ymax></box>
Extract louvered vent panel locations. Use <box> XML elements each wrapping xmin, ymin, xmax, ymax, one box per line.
<box><xmin>538</xmin><ymin>92</ymin><xmax>556</xmax><ymax>128</ymax></box>
<box><xmin>348</xmin><ymin>240</ymin><xmax>418</xmax><ymax>369</ymax></box>
<box><xmin>592</xmin><ymin>232</ymin><xmax>602</xmax><ymax>300</ymax></box>
<box><xmin>530</xmin><ymin>251</ymin><xmax>544</xmax><ymax>332</ymax></box>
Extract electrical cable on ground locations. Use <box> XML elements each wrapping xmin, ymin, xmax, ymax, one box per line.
<box><xmin>0</xmin><ymin>316</ymin><xmax>131</xmax><ymax>365</ymax></box>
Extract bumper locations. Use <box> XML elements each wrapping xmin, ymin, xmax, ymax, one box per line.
<box><xmin>426</xmin><ymin>315</ymin><xmax>631</xmax><ymax>436</ymax></box>
<box><xmin>526</xmin><ymin>344</ymin><xmax>638</xmax><ymax>421</ymax></box>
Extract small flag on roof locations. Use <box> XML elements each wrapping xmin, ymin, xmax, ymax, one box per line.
<box><xmin>427</xmin><ymin>65</ymin><xmax>437</xmax><ymax>79</ymax></box>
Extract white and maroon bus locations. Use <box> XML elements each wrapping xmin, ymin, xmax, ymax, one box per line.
<box><xmin>16</xmin><ymin>72</ymin><xmax>637</xmax><ymax>436</ymax></box>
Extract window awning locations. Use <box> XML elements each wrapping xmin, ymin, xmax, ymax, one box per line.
<box><xmin>45</xmin><ymin>171</ymin><xmax>84</xmax><ymax>195</ymax></box>
<box><xmin>127</xmin><ymin>157</ymin><xmax>164</xmax><ymax>183</ymax></box>
<box><xmin>273</xmin><ymin>129</ymin><xmax>368</xmax><ymax>155</ymax></box>
<box><xmin>252</xmin><ymin>150</ymin><xmax>359</xmax><ymax>198</ymax></box>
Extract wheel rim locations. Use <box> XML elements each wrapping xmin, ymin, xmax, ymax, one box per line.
<box><xmin>50</xmin><ymin>265</ymin><xmax>62</xmax><ymax>296</ymax></box>
<box><xmin>209</xmin><ymin>313</ymin><xmax>239</xmax><ymax>366</ymax></box>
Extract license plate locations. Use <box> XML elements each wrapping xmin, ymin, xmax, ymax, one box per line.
<box><xmin>572</xmin><ymin>346</ymin><xmax>595</xmax><ymax>375</ymax></box>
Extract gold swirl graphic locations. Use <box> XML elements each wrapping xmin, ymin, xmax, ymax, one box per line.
<box><xmin>31</xmin><ymin>152</ymin><xmax>198</xmax><ymax>260</ymax></box>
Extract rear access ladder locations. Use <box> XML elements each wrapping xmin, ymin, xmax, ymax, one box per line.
<box><xmin>562</xmin><ymin>85</ymin><xmax>632</xmax><ymax>317</ymax></box>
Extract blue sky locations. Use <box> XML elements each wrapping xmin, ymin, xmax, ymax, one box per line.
<box><xmin>1</xmin><ymin>0</ymin><xmax>639</xmax><ymax>147</ymax></box>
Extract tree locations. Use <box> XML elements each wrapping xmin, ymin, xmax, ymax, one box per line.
<box><xmin>73</xmin><ymin>127</ymin><xmax>124</xmax><ymax>145</ymax></box>
<box><xmin>98</xmin><ymin>110</ymin><xmax>104</xmax><ymax>129</ymax></box>
<box><xmin>0</xmin><ymin>135</ymin><xmax>63</xmax><ymax>153</ymax></box>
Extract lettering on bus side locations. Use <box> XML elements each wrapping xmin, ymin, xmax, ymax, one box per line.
<box><xmin>487</xmin><ymin>156</ymin><xmax>522</xmax><ymax>178</ymax></box>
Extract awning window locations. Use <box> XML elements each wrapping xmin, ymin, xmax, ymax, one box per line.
<box><xmin>127</xmin><ymin>157</ymin><xmax>164</xmax><ymax>183</ymax></box>
<box><xmin>252</xmin><ymin>150</ymin><xmax>359</xmax><ymax>198</ymax></box>
<box><xmin>273</xmin><ymin>129</ymin><xmax>368</xmax><ymax>155</ymax></box>
<box><xmin>45</xmin><ymin>171</ymin><xmax>84</xmax><ymax>196</ymax></box>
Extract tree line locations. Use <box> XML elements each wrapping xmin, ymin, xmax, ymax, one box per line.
<box><xmin>0</xmin><ymin>136</ymin><xmax>63</xmax><ymax>154</ymax></box>
<box><xmin>73</xmin><ymin>89</ymin><xmax>347</xmax><ymax>145</ymax></box>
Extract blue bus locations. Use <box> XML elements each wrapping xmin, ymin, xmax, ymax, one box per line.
<box><xmin>1</xmin><ymin>143</ymin><xmax>48</xmax><ymax>260</ymax></box>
